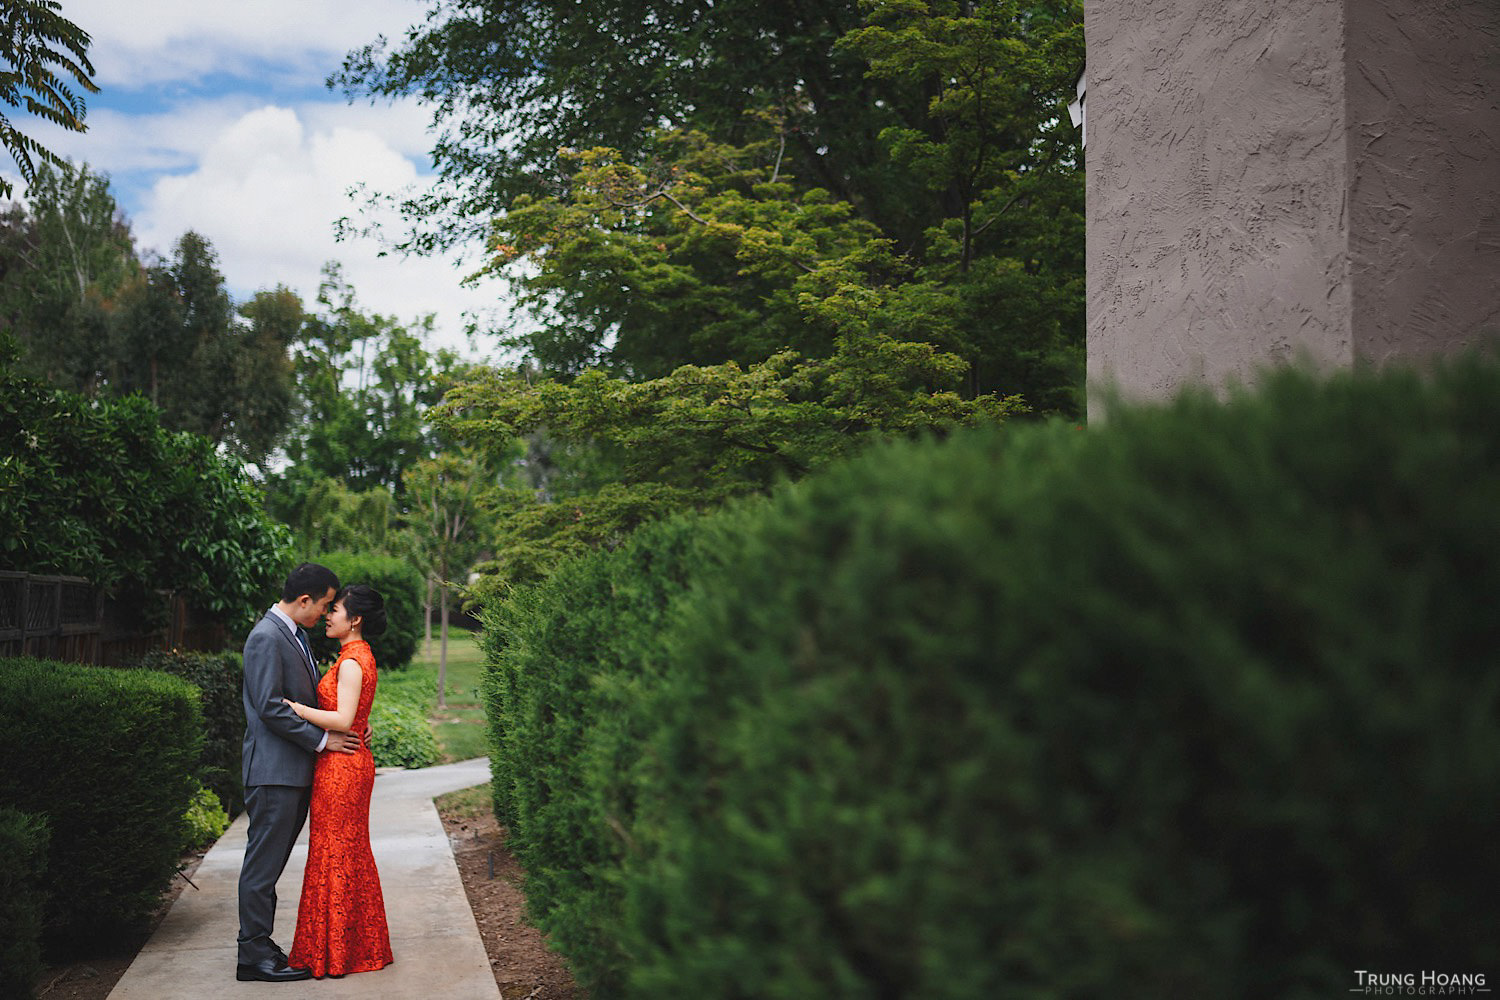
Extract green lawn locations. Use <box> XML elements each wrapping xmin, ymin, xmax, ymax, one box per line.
<box><xmin>381</xmin><ymin>628</ymin><xmax>491</xmax><ymax>764</ymax></box>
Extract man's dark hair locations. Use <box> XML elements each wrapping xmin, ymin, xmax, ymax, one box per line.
<box><xmin>281</xmin><ymin>563</ymin><xmax>340</xmax><ymax>603</ymax></box>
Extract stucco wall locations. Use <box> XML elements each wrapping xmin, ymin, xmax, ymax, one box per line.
<box><xmin>1347</xmin><ymin>0</ymin><xmax>1500</xmax><ymax>364</ymax></box>
<box><xmin>1086</xmin><ymin>0</ymin><xmax>1500</xmax><ymax>413</ymax></box>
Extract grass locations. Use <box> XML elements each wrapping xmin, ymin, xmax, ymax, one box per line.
<box><xmin>381</xmin><ymin>628</ymin><xmax>491</xmax><ymax>765</ymax></box>
<box><xmin>433</xmin><ymin>783</ymin><xmax>492</xmax><ymax>822</ymax></box>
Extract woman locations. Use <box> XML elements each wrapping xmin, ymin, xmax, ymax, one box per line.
<box><xmin>281</xmin><ymin>583</ymin><xmax>394</xmax><ymax>978</ymax></box>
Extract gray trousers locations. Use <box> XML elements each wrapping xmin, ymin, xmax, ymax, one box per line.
<box><xmin>237</xmin><ymin>783</ymin><xmax>313</xmax><ymax>965</ymax></box>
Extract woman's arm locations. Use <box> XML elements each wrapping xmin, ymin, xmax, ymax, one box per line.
<box><xmin>283</xmin><ymin>658</ymin><xmax>363</xmax><ymax>733</ymax></box>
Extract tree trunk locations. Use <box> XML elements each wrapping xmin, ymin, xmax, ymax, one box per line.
<box><xmin>424</xmin><ymin>573</ymin><xmax>434</xmax><ymax>656</ymax></box>
<box><xmin>437</xmin><ymin>583</ymin><xmax>449</xmax><ymax>710</ymax></box>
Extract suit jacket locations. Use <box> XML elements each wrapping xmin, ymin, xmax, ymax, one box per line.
<box><xmin>241</xmin><ymin>612</ymin><xmax>328</xmax><ymax>787</ymax></box>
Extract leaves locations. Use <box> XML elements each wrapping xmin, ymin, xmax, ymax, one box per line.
<box><xmin>0</xmin><ymin>0</ymin><xmax>98</xmax><ymax>196</ymax></box>
<box><xmin>0</xmin><ymin>360</ymin><xmax>292</xmax><ymax>627</ymax></box>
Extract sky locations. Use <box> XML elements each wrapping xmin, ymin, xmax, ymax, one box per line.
<box><xmin>7</xmin><ymin>0</ymin><xmax>507</xmax><ymax>358</ymax></box>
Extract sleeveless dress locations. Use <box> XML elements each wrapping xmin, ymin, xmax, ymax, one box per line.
<box><xmin>287</xmin><ymin>639</ymin><xmax>393</xmax><ymax>978</ymax></box>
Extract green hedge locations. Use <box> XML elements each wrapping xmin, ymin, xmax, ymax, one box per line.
<box><xmin>309</xmin><ymin>550</ymin><xmax>423</xmax><ymax>670</ymax></box>
<box><xmin>0</xmin><ymin>806</ymin><xmax>49</xmax><ymax>999</ymax></box>
<box><xmin>485</xmin><ymin>358</ymin><xmax>1500</xmax><ymax>998</ymax></box>
<box><xmin>132</xmin><ymin>649</ymin><xmax>245</xmax><ymax>816</ymax></box>
<box><xmin>369</xmin><ymin>688</ymin><xmax>441</xmax><ymax>769</ymax></box>
<box><xmin>0</xmin><ymin>658</ymin><xmax>204</xmax><ymax>951</ymax></box>
<box><xmin>481</xmin><ymin>513</ymin><xmax>718</xmax><ymax>994</ymax></box>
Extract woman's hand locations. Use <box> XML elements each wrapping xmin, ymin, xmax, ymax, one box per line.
<box><xmin>280</xmin><ymin>697</ymin><xmax>307</xmax><ymax>720</ymax></box>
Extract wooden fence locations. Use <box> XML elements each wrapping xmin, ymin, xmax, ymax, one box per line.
<box><xmin>0</xmin><ymin>571</ymin><xmax>230</xmax><ymax>665</ymax></box>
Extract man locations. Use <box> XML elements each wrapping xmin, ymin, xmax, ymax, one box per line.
<box><xmin>236</xmin><ymin>563</ymin><xmax>364</xmax><ymax>983</ymax></box>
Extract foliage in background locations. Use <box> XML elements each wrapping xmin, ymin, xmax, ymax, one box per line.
<box><xmin>265</xmin><ymin>265</ymin><xmax>474</xmax><ymax>514</ymax></box>
<box><xmin>132</xmin><ymin>649</ymin><xmax>246</xmax><ymax>815</ymax></box>
<box><xmin>0</xmin><ymin>166</ymin><xmax>301</xmax><ymax>470</ymax></box>
<box><xmin>306</xmin><ymin>549</ymin><xmax>424</xmax><ymax>671</ymax></box>
<box><xmin>0</xmin><ymin>657</ymin><xmax>203</xmax><ymax>952</ymax></box>
<box><xmin>440</xmin><ymin>320</ymin><xmax>1018</xmax><ymax>600</ymax></box>
<box><xmin>0</xmin><ymin>0</ymin><xmax>98</xmax><ymax>197</ymax></box>
<box><xmin>402</xmin><ymin>446</ymin><xmax>500</xmax><ymax>700</ymax></box>
<box><xmin>0</xmin><ymin>806</ymin><xmax>48</xmax><ymax>999</ymax></box>
<box><xmin>368</xmin><ymin>687</ymin><xmax>441</xmax><ymax>768</ymax></box>
<box><xmin>180</xmin><ymin>782</ymin><xmax>230</xmax><ymax>850</ymax></box>
<box><xmin>0</xmin><ymin>163</ymin><xmax>135</xmax><ymax>393</ymax></box>
<box><xmin>287</xmin><ymin>476</ymin><xmax>397</xmax><ymax>558</ymax></box>
<box><xmin>338</xmin><ymin>0</ymin><xmax>1084</xmax><ymax>405</ymax></box>
<box><xmin>0</xmin><ymin>357</ymin><xmax>293</xmax><ymax>628</ymax></box>
<box><xmin>483</xmin><ymin>357</ymin><xmax>1500</xmax><ymax>997</ymax></box>
<box><xmin>337</xmin><ymin>0</ymin><xmax>1083</xmax><ymax>603</ymax></box>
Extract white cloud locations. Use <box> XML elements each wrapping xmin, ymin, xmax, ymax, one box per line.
<box><xmin>44</xmin><ymin>96</ymin><xmax>262</xmax><ymax>173</ymax></box>
<box><xmin>133</xmin><ymin>104</ymin><xmax>506</xmax><ymax>356</ymax></box>
<box><xmin>66</xmin><ymin>0</ymin><xmax>424</xmax><ymax>88</ymax></box>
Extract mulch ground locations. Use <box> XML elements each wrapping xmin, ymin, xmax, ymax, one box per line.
<box><xmin>439</xmin><ymin>806</ymin><xmax>583</xmax><ymax>1000</ymax></box>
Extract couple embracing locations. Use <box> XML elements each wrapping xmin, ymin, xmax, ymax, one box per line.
<box><xmin>236</xmin><ymin>562</ymin><xmax>394</xmax><ymax>982</ymax></box>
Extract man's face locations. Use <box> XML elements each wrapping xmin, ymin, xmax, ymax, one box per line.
<box><xmin>290</xmin><ymin>587</ymin><xmax>337</xmax><ymax>628</ymax></box>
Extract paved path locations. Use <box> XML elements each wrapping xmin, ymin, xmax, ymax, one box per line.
<box><xmin>110</xmin><ymin>757</ymin><xmax>500</xmax><ymax>999</ymax></box>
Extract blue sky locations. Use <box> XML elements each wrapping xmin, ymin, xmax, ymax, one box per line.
<box><xmin>8</xmin><ymin>0</ymin><xmax>505</xmax><ymax>357</ymax></box>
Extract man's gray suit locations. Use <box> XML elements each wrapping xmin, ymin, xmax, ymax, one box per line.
<box><xmin>237</xmin><ymin>612</ymin><xmax>328</xmax><ymax>966</ymax></box>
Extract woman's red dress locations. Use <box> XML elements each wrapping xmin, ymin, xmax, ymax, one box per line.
<box><xmin>288</xmin><ymin>639</ymin><xmax>393</xmax><ymax>978</ymax></box>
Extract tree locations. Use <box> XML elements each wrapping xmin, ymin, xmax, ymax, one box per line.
<box><xmin>343</xmin><ymin>1</ymin><xmax>1085</xmax><ymax>412</ymax></box>
<box><xmin>0</xmin><ymin>161</ymin><xmax>137</xmax><ymax>393</ymax></box>
<box><xmin>109</xmin><ymin>231</ymin><xmax>295</xmax><ymax>468</ymax></box>
<box><xmin>0</xmin><ymin>0</ymin><xmax>98</xmax><ymax>197</ymax></box>
<box><xmin>0</xmin><ymin>354</ymin><xmax>293</xmax><ymax>629</ymax></box>
<box><xmin>402</xmin><ymin>448</ymin><xmax>497</xmax><ymax>707</ymax></box>
<box><xmin>334</xmin><ymin>0</ymin><xmax>915</xmax><ymax>254</ymax></box>
<box><xmin>277</xmin><ymin>266</ymin><xmax>446</xmax><ymax>489</ymax></box>
<box><xmin>487</xmin><ymin>125</ymin><xmax>1081</xmax><ymax>407</ymax></box>
<box><xmin>437</xmin><ymin>309</ymin><xmax>1021</xmax><ymax>601</ymax></box>
<box><xmin>267</xmin><ymin>264</ymin><xmax>478</xmax><ymax>537</ymax></box>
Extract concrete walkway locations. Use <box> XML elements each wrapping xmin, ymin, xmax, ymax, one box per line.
<box><xmin>110</xmin><ymin>757</ymin><xmax>500</xmax><ymax>999</ymax></box>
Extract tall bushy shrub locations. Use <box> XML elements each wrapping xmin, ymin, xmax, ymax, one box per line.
<box><xmin>0</xmin><ymin>658</ymin><xmax>204</xmax><ymax>951</ymax></box>
<box><xmin>488</xmin><ymin>358</ymin><xmax>1500</xmax><ymax>998</ymax></box>
<box><xmin>0</xmin><ymin>807</ymin><xmax>49</xmax><ymax>999</ymax></box>
<box><xmin>481</xmin><ymin>514</ymin><xmax>718</xmax><ymax>994</ymax></box>
<box><xmin>0</xmin><ymin>364</ymin><xmax>292</xmax><ymax>629</ymax></box>
<box><xmin>616</xmin><ymin>360</ymin><xmax>1500</xmax><ymax>998</ymax></box>
<box><xmin>133</xmin><ymin>649</ymin><xmax>245</xmax><ymax>815</ymax></box>
<box><xmin>309</xmin><ymin>550</ymin><xmax>423</xmax><ymax>670</ymax></box>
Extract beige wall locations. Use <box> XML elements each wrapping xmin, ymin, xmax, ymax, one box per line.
<box><xmin>1086</xmin><ymin>0</ymin><xmax>1500</xmax><ymax>415</ymax></box>
<box><xmin>1347</xmin><ymin>1</ymin><xmax>1500</xmax><ymax>364</ymax></box>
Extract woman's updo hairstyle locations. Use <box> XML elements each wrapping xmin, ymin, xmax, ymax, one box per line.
<box><xmin>337</xmin><ymin>584</ymin><xmax>387</xmax><ymax>637</ymax></box>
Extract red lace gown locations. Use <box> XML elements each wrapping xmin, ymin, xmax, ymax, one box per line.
<box><xmin>287</xmin><ymin>639</ymin><xmax>393</xmax><ymax>978</ymax></box>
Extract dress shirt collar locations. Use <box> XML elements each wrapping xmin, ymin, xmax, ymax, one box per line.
<box><xmin>268</xmin><ymin>605</ymin><xmax>301</xmax><ymax>638</ymax></box>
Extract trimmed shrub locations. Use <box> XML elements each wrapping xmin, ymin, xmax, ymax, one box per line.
<box><xmin>369</xmin><ymin>688</ymin><xmax>440</xmax><ymax>769</ymax></box>
<box><xmin>181</xmin><ymin>782</ymin><xmax>230</xmax><ymax>850</ymax></box>
<box><xmin>618</xmin><ymin>360</ymin><xmax>1500</xmax><ymax>998</ymax></box>
<box><xmin>0</xmin><ymin>806</ymin><xmax>49</xmax><ymax>1000</ymax></box>
<box><xmin>309</xmin><ymin>550</ymin><xmax>423</xmax><ymax>670</ymax></box>
<box><xmin>487</xmin><ymin>358</ymin><xmax>1500</xmax><ymax>998</ymax></box>
<box><xmin>0</xmin><ymin>657</ymin><xmax>204</xmax><ymax>951</ymax></box>
<box><xmin>133</xmin><ymin>649</ymin><xmax>245</xmax><ymax>816</ymax></box>
<box><xmin>481</xmin><ymin>512</ymin><xmax>720</xmax><ymax>994</ymax></box>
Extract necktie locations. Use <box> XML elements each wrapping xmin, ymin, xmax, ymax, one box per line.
<box><xmin>295</xmin><ymin>630</ymin><xmax>315</xmax><ymax>671</ymax></box>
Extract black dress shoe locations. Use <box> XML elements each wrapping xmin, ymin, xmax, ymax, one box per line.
<box><xmin>236</xmin><ymin>958</ymin><xmax>313</xmax><ymax>982</ymax></box>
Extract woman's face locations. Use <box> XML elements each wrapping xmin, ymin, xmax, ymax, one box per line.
<box><xmin>325</xmin><ymin>599</ymin><xmax>359</xmax><ymax>639</ymax></box>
